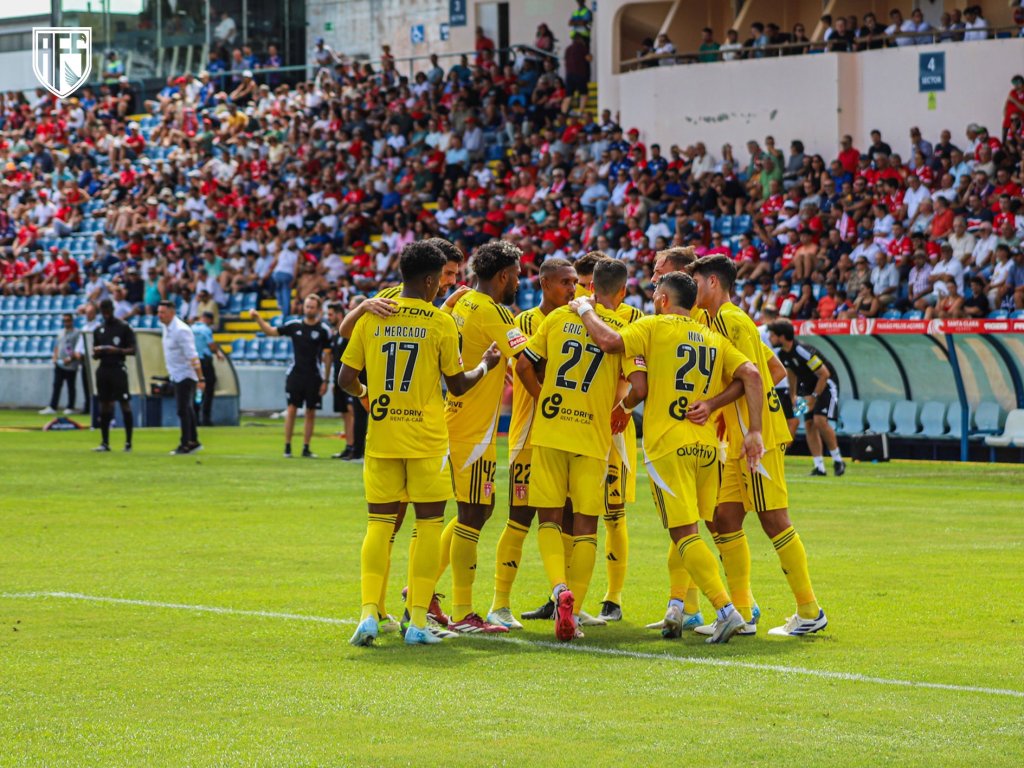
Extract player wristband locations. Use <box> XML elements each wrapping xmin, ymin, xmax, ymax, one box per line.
<box><xmin>357</xmin><ymin>383</ymin><xmax>368</xmax><ymax>398</ymax></box>
<box><xmin>575</xmin><ymin>302</ymin><xmax>594</xmax><ymax>317</ymax></box>
<box><xmin>473</xmin><ymin>361</ymin><xmax>488</xmax><ymax>376</ymax></box>
<box><xmin>618</xmin><ymin>399</ymin><xmax>634</xmax><ymax>415</ymax></box>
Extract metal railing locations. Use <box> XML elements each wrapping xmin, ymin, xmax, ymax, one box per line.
<box><xmin>620</xmin><ymin>25</ymin><xmax>1022</xmax><ymax>71</ymax></box>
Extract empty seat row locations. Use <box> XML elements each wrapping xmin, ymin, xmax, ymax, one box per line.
<box><xmin>0</xmin><ymin>335</ymin><xmax>57</xmax><ymax>359</ymax></box>
<box><xmin>0</xmin><ymin>315</ymin><xmax>65</xmax><ymax>333</ymax></box>
<box><xmin>838</xmin><ymin>399</ymin><xmax>1005</xmax><ymax>439</ymax></box>
<box><xmin>128</xmin><ymin>315</ymin><xmax>161</xmax><ymax>329</ymax></box>
<box><xmin>231</xmin><ymin>337</ymin><xmax>292</xmax><ymax>364</ymax></box>
<box><xmin>985</xmin><ymin>410</ymin><xmax>1024</xmax><ymax>448</ymax></box>
<box><xmin>225</xmin><ymin>292</ymin><xmax>259</xmax><ymax>315</ymax></box>
<box><xmin>0</xmin><ymin>295</ymin><xmax>82</xmax><ymax>314</ymax></box>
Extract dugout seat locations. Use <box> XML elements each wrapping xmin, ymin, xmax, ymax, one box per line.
<box><xmin>837</xmin><ymin>398</ymin><xmax>866</xmax><ymax>434</ymax></box>
<box><xmin>946</xmin><ymin>403</ymin><xmax>971</xmax><ymax>440</ymax></box>
<box><xmin>918</xmin><ymin>401</ymin><xmax>949</xmax><ymax>438</ymax></box>
<box><xmin>866</xmin><ymin>400</ymin><xmax>894</xmax><ymax>433</ymax></box>
<box><xmin>974</xmin><ymin>402</ymin><xmax>1004</xmax><ymax>435</ymax></box>
<box><xmin>985</xmin><ymin>409</ymin><xmax>1024</xmax><ymax>448</ymax></box>
<box><xmin>891</xmin><ymin>401</ymin><xmax>921</xmax><ymax>436</ymax></box>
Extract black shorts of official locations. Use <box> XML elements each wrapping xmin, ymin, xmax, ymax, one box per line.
<box><xmin>286</xmin><ymin>374</ymin><xmax>322</xmax><ymax>409</ymax></box>
<box><xmin>332</xmin><ymin>385</ymin><xmax>351</xmax><ymax>414</ymax></box>
<box><xmin>806</xmin><ymin>380</ymin><xmax>839</xmax><ymax>421</ymax></box>
<box><xmin>778</xmin><ymin>390</ymin><xmax>794</xmax><ymax>420</ymax></box>
<box><xmin>95</xmin><ymin>365</ymin><xmax>130</xmax><ymax>402</ymax></box>
<box><xmin>566</xmin><ymin>74</ymin><xmax>589</xmax><ymax>97</ymax></box>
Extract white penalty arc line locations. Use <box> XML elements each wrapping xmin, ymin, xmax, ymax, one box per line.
<box><xmin>3</xmin><ymin>591</ymin><xmax>1022</xmax><ymax>700</ymax></box>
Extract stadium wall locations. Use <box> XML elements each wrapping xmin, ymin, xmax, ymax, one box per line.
<box><xmin>603</xmin><ymin>33</ymin><xmax>1022</xmax><ymax>158</ymax></box>
<box><xmin>306</xmin><ymin>0</ymin><xmax>581</xmax><ymax>63</ymax></box>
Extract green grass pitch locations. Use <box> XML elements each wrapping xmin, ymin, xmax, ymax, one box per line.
<box><xmin>2</xmin><ymin>410</ymin><xmax>1023</xmax><ymax>767</ymax></box>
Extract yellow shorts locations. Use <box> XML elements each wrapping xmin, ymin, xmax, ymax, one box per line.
<box><xmin>646</xmin><ymin>443</ymin><xmax>720</xmax><ymax>528</ymax></box>
<box><xmin>509</xmin><ymin>446</ymin><xmax>533</xmax><ymax>507</ymax></box>
<box><xmin>529</xmin><ymin>446</ymin><xmax>606</xmax><ymax>517</ymax></box>
<box><xmin>363</xmin><ymin>454</ymin><xmax>453</xmax><ymax>504</ymax></box>
<box><xmin>718</xmin><ymin>445</ymin><xmax>789</xmax><ymax>513</ymax></box>
<box><xmin>608</xmin><ymin>422</ymin><xmax>638</xmax><ymax>507</ymax></box>
<box><xmin>450</xmin><ymin>440</ymin><xmax>498</xmax><ymax>505</ymax></box>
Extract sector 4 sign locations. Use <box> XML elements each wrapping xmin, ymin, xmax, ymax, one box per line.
<box><xmin>33</xmin><ymin>27</ymin><xmax>92</xmax><ymax>99</ymax></box>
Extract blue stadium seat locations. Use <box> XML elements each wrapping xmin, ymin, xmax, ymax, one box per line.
<box><xmin>25</xmin><ymin>336</ymin><xmax>43</xmax><ymax>358</ymax></box>
<box><xmin>881</xmin><ymin>309</ymin><xmax>901</xmax><ymax>320</ymax></box>
<box><xmin>974</xmin><ymin>402</ymin><xmax>1004</xmax><ymax>434</ymax></box>
<box><xmin>259</xmin><ymin>338</ymin><xmax>276</xmax><ymax>362</ymax></box>
<box><xmin>231</xmin><ymin>339</ymin><xmax>247</xmax><ymax>358</ymax></box>
<box><xmin>227</xmin><ymin>294</ymin><xmax>244</xmax><ymax>314</ymax></box>
<box><xmin>12</xmin><ymin>316</ymin><xmax>26</xmax><ymax>333</ymax></box>
<box><xmin>837</xmin><ymin>399</ymin><xmax>866</xmax><ymax>434</ymax></box>
<box><xmin>918</xmin><ymin>401</ymin><xmax>949</xmax><ymax>438</ymax></box>
<box><xmin>242</xmin><ymin>293</ymin><xmax>258</xmax><ymax>312</ymax></box>
<box><xmin>734</xmin><ymin>215</ymin><xmax>752</xmax><ymax>233</ymax></box>
<box><xmin>902</xmin><ymin>310</ymin><xmax>924</xmax><ymax>320</ymax></box>
<box><xmin>11</xmin><ymin>337</ymin><xmax>27</xmax><ymax>358</ymax></box>
<box><xmin>129</xmin><ymin>316</ymin><xmax>141</xmax><ymax>328</ymax></box>
<box><xmin>0</xmin><ymin>337</ymin><xmax>14</xmax><ymax>357</ymax></box>
<box><xmin>273</xmin><ymin>338</ymin><xmax>291</xmax><ymax>362</ymax></box>
<box><xmin>24</xmin><ymin>317</ymin><xmax>39</xmax><ymax>333</ymax></box>
<box><xmin>988</xmin><ymin>310</ymin><xmax>1009</xmax><ymax>319</ymax></box>
<box><xmin>245</xmin><ymin>339</ymin><xmax>262</xmax><ymax>361</ymax></box>
<box><xmin>0</xmin><ymin>295</ymin><xmax>14</xmax><ymax>312</ymax></box>
<box><xmin>946</xmin><ymin>402</ymin><xmax>971</xmax><ymax>439</ymax></box>
<box><xmin>12</xmin><ymin>296</ymin><xmax>27</xmax><ymax>314</ymax></box>
<box><xmin>0</xmin><ymin>317</ymin><xmax>12</xmax><ymax>333</ymax></box>
<box><xmin>866</xmin><ymin>400</ymin><xmax>894</xmax><ymax>433</ymax></box>
<box><xmin>26</xmin><ymin>296</ymin><xmax>41</xmax><ymax>313</ymax></box>
<box><xmin>1010</xmin><ymin>310</ymin><xmax>1024</xmax><ymax>320</ymax></box>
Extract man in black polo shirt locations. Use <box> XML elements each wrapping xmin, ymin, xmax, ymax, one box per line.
<box><xmin>768</xmin><ymin>321</ymin><xmax>846</xmax><ymax>477</ymax></box>
<box><xmin>250</xmin><ymin>294</ymin><xmax>332</xmax><ymax>457</ymax></box>
<box><xmin>92</xmin><ymin>298</ymin><xmax>136</xmax><ymax>452</ymax></box>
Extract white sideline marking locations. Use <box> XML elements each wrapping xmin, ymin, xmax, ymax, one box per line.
<box><xmin>3</xmin><ymin>591</ymin><xmax>1022</xmax><ymax>700</ymax></box>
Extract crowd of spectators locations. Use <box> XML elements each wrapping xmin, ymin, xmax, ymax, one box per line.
<box><xmin>633</xmin><ymin>4</ymin><xmax>1024</xmax><ymax>66</ymax></box>
<box><xmin>0</xmin><ymin>22</ymin><xmax>1022</xmax><ymax>334</ymax></box>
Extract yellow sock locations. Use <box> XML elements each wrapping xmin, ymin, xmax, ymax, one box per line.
<box><xmin>450</xmin><ymin>522</ymin><xmax>480</xmax><ymax>621</ymax></box>
<box><xmin>684</xmin><ymin>582</ymin><xmax>700</xmax><ymax>615</ymax></box>
<box><xmin>377</xmin><ymin>531</ymin><xmax>397</xmax><ymax>617</ymax></box>
<box><xmin>566</xmin><ymin>534</ymin><xmax>598</xmax><ymax>614</ymax></box>
<box><xmin>408</xmin><ymin>517</ymin><xmax>442</xmax><ymax>628</ymax></box>
<box><xmin>678</xmin><ymin>534</ymin><xmax>729</xmax><ymax>611</ymax></box>
<box><xmin>491</xmin><ymin>520</ymin><xmax>529</xmax><ymax>613</ymax></box>
<box><xmin>537</xmin><ymin>521</ymin><xmax>567</xmax><ymax>590</ymax></box>
<box><xmin>360</xmin><ymin>512</ymin><xmax>397</xmax><ymax>621</ymax></box>
<box><xmin>435</xmin><ymin>516</ymin><xmax>456</xmax><ymax>582</ymax></box>
<box><xmin>717</xmin><ymin>530</ymin><xmax>754</xmax><ymax>622</ymax></box>
<box><xmin>561</xmin><ymin>531</ymin><xmax>574</xmax><ymax>577</ymax></box>
<box><xmin>602</xmin><ymin>509</ymin><xmax>628</xmax><ymax>605</ymax></box>
<box><xmin>667</xmin><ymin>540</ymin><xmax>689</xmax><ymax>602</ymax></box>
<box><xmin>772</xmin><ymin>526</ymin><xmax>820</xmax><ymax>619</ymax></box>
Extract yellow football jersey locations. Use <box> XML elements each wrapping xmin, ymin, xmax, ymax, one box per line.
<box><xmin>575</xmin><ymin>283</ymin><xmax>593</xmax><ymax>299</ymax></box>
<box><xmin>508</xmin><ymin>306</ymin><xmax>546</xmax><ymax>459</ymax></box>
<box><xmin>445</xmin><ymin>289</ymin><xmax>527</xmax><ymax>445</ymax></box>
<box><xmin>619</xmin><ymin>314</ymin><xmax>750</xmax><ymax>461</ymax></box>
<box><xmin>342</xmin><ymin>297</ymin><xmax>463</xmax><ymax>459</ymax></box>
<box><xmin>524</xmin><ymin>304</ymin><xmax>646</xmax><ymax>462</ymax></box>
<box><xmin>616</xmin><ymin>303</ymin><xmax>644</xmax><ymax>324</ymax></box>
<box><xmin>710</xmin><ymin>302</ymin><xmax>790</xmax><ymax>458</ymax></box>
<box><xmin>691</xmin><ymin>306</ymin><xmax>712</xmax><ymax>327</ymax></box>
<box><xmin>375</xmin><ymin>283</ymin><xmax>454</xmax><ymax>314</ymax></box>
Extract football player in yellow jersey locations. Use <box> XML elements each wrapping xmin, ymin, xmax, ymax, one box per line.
<box><xmin>573</xmin><ymin>270</ymin><xmax>766</xmax><ymax>643</ymax></box>
<box><xmin>516</xmin><ymin>259</ymin><xmax>647</xmax><ymax>641</ymax></box>
<box><xmin>486</xmin><ymin>257</ymin><xmax>578</xmax><ymax>630</ymax></box>
<box><xmin>333</xmin><ymin>237</ymin><xmax>466</xmax><ymax>632</ymax></box>
<box><xmin>567</xmin><ymin>251</ymin><xmax>643</xmax><ymax>625</ymax></box>
<box><xmin>691</xmin><ymin>255</ymin><xmax>828</xmax><ymax>637</ymax></box>
<box><xmin>442</xmin><ymin>239</ymin><xmax>527</xmax><ymax>633</ymax></box>
<box><xmin>340</xmin><ymin>241</ymin><xmax>501</xmax><ymax>647</ymax></box>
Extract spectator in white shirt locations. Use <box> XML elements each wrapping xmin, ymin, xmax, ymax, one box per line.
<box><xmin>644</xmin><ymin>211</ymin><xmax>671</xmax><ymax>245</ymax></box>
<box><xmin>654</xmin><ymin>33</ymin><xmax>677</xmax><ymax>65</ymax></box>
<box><xmin>903</xmin><ymin>8</ymin><xmax>933</xmax><ymax>44</ymax></box>
<box><xmin>948</xmin><ymin>217</ymin><xmax>977</xmax><ymax>264</ymax></box>
<box><xmin>921</xmin><ymin>245</ymin><xmax>965</xmax><ymax>308</ymax></box>
<box><xmin>870</xmin><ymin>252</ymin><xmax>900</xmax><ymax>305</ymax></box>
<box><xmin>963</xmin><ymin>6</ymin><xmax>989</xmax><ymax>41</ymax></box>
<box><xmin>850</xmin><ymin>231</ymin><xmax>882</xmax><ymax>266</ymax></box>
<box><xmin>902</xmin><ymin>174</ymin><xmax>931</xmax><ymax>221</ymax></box>
<box><xmin>970</xmin><ymin>221</ymin><xmax>999</xmax><ymax>271</ymax></box>
<box><xmin>157</xmin><ymin>300</ymin><xmax>203</xmax><ymax>455</ymax></box>
<box><xmin>885</xmin><ymin>9</ymin><xmax>915</xmax><ymax>46</ymax></box>
<box><xmin>689</xmin><ymin>142</ymin><xmax>715</xmax><ymax>181</ymax></box>
<box><xmin>720</xmin><ymin>29</ymin><xmax>743</xmax><ymax>61</ymax></box>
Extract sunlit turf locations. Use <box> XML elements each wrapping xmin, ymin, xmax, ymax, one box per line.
<box><xmin>2</xmin><ymin>410</ymin><xmax>1022</xmax><ymax>767</ymax></box>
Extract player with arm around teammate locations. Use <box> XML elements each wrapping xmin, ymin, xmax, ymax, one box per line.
<box><xmin>341</xmin><ymin>241</ymin><xmax>501</xmax><ymax>646</ymax></box>
<box><xmin>573</xmin><ymin>271</ymin><xmax>766</xmax><ymax>643</ymax></box>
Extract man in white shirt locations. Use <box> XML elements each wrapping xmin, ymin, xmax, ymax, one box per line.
<box><xmin>970</xmin><ymin>221</ymin><xmax>998</xmax><ymax>271</ymax></box>
<box><xmin>926</xmin><ymin>244</ymin><xmax>966</xmax><ymax>302</ymax></box>
<box><xmin>157</xmin><ymin>300</ymin><xmax>203</xmax><ymax>455</ymax></box>
<box><xmin>870</xmin><ymin>252</ymin><xmax>900</xmax><ymax>305</ymax></box>
<box><xmin>689</xmin><ymin>142</ymin><xmax>715</xmax><ymax>181</ymax></box>
<box><xmin>644</xmin><ymin>211</ymin><xmax>672</xmax><ymax>245</ymax></box>
<box><xmin>902</xmin><ymin>174</ymin><xmax>931</xmax><ymax>222</ymax></box>
<box><xmin>963</xmin><ymin>6</ymin><xmax>989</xmax><ymax>41</ymax></box>
<box><xmin>849</xmin><ymin>231</ymin><xmax>882</xmax><ymax>266</ymax></box>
